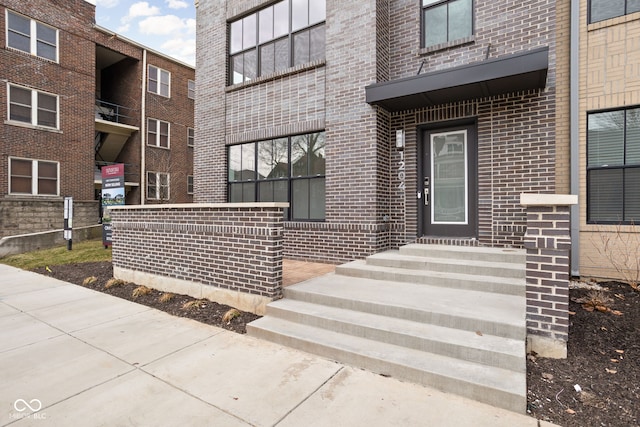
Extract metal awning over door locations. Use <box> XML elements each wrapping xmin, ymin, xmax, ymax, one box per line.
<box><xmin>365</xmin><ymin>47</ymin><xmax>549</xmax><ymax>112</ymax></box>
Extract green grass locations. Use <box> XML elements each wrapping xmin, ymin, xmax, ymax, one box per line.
<box><xmin>0</xmin><ymin>239</ymin><xmax>112</xmax><ymax>270</ymax></box>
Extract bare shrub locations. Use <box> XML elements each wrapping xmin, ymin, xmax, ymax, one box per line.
<box><xmin>591</xmin><ymin>223</ymin><xmax>640</xmax><ymax>290</ymax></box>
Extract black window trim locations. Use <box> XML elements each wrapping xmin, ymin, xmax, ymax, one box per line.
<box><xmin>420</xmin><ymin>0</ymin><xmax>475</xmax><ymax>50</ymax></box>
<box><xmin>588</xmin><ymin>0</ymin><xmax>640</xmax><ymax>24</ymax></box>
<box><xmin>587</xmin><ymin>105</ymin><xmax>640</xmax><ymax>224</ymax></box>
<box><xmin>227</xmin><ymin>132</ymin><xmax>326</xmax><ymax>221</ymax></box>
<box><xmin>227</xmin><ymin>0</ymin><xmax>326</xmax><ymax>85</ymax></box>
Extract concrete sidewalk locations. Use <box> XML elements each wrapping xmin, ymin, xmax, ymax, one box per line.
<box><xmin>0</xmin><ymin>264</ymin><xmax>557</xmax><ymax>427</ymax></box>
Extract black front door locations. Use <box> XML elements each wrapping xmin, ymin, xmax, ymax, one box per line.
<box><xmin>420</xmin><ymin>125</ymin><xmax>477</xmax><ymax>238</ymax></box>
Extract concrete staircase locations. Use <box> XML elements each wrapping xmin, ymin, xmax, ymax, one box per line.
<box><xmin>247</xmin><ymin>244</ymin><xmax>527</xmax><ymax>412</ymax></box>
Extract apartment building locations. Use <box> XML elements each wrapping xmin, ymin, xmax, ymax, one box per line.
<box><xmin>0</xmin><ymin>0</ymin><xmax>194</xmax><ymax>240</ymax></box>
<box><xmin>195</xmin><ymin>0</ymin><xmax>567</xmax><ymax>263</ymax></box>
<box><xmin>576</xmin><ymin>1</ymin><xmax>640</xmax><ymax>281</ymax></box>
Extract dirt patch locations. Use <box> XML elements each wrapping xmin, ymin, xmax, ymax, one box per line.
<box><xmin>31</xmin><ymin>262</ymin><xmax>639</xmax><ymax>426</ymax></box>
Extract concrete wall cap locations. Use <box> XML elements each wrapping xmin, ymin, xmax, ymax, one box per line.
<box><xmin>109</xmin><ymin>202</ymin><xmax>290</xmax><ymax>210</ymax></box>
<box><xmin>520</xmin><ymin>193</ymin><xmax>578</xmax><ymax>206</ymax></box>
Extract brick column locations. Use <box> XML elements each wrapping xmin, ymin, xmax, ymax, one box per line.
<box><xmin>521</xmin><ymin>193</ymin><xmax>578</xmax><ymax>358</ymax></box>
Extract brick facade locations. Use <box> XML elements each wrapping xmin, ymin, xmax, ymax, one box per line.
<box><xmin>110</xmin><ymin>203</ymin><xmax>285</xmax><ymax>314</ymax></box>
<box><xmin>578</xmin><ymin>3</ymin><xmax>640</xmax><ymax>280</ymax></box>
<box><xmin>196</xmin><ymin>0</ymin><xmax>562</xmax><ymax>263</ymax></box>
<box><xmin>0</xmin><ymin>0</ymin><xmax>194</xmax><ymax>242</ymax></box>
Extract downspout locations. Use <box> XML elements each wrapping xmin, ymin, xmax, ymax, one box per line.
<box><xmin>570</xmin><ymin>0</ymin><xmax>580</xmax><ymax>276</ymax></box>
<box><xmin>141</xmin><ymin>49</ymin><xmax>147</xmax><ymax>205</ymax></box>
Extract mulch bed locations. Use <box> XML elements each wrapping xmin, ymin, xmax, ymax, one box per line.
<box><xmin>527</xmin><ymin>280</ymin><xmax>639</xmax><ymax>426</ymax></box>
<box><xmin>31</xmin><ymin>262</ymin><xmax>639</xmax><ymax>426</ymax></box>
<box><xmin>32</xmin><ymin>261</ymin><xmax>260</xmax><ymax>334</ymax></box>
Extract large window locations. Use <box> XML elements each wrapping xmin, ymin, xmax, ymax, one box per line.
<box><xmin>148</xmin><ymin>65</ymin><xmax>170</xmax><ymax>97</ymax></box>
<box><xmin>229</xmin><ymin>0</ymin><xmax>326</xmax><ymax>84</ymax></box>
<box><xmin>147</xmin><ymin>118</ymin><xmax>170</xmax><ymax>148</ymax></box>
<box><xmin>8</xmin><ymin>84</ymin><xmax>58</xmax><ymax>129</ymax></box>
<box><xmin>587</xmin><ymin>107</ymin><xmax>640</xmax><ymax>223</ymax></box>
<box><xmin>422</xmin><ymin>0</ymin><xmax>473</xmax><ymax>48</ymax></box>
<box><xmin>589</xmin><ymin>0</ymin><xmax>640</xmax><ymax>23</ymax></box>
<box><xmin>9</xmin><ymin>157</ymin><xmax>59</xmax><ymax>196</ymax></box>
<box><xmin>147</xmin><ymin>172</ymin><xmax>170</xmax><ymax>200</ymax></box>
<box><xmin>228</xmin><ymin>132</ymin><xmax>325</xmax><ymax>220</ymax></box>
<box><xmin>6</xmin><ymin>10</ymin><xmax>58</xmax><ymax>62</ymax></box>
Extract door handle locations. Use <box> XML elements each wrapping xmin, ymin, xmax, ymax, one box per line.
<box><xmin>424</xmin><ymin>188</ymin><xmax>429</xmax><ymax>206</ymax></box>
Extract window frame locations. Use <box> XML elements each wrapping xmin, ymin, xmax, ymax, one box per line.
<box><xmin>187</xmin><ymin>127</ymin><xmax>195</xmax><ymax>147</ymax></box>
<box><xmin>228</xmin><ymin>0</ymin><xmax>326</xmax><ymax>85</ymax></box>
<box><xmin>8</xmin><ymin>157</ymin><xmax>59</xmax><ymax>196</ymax></box>
<box><xmin>147</xmin><ymin>65</ymin><xmax>171</xmax><ymax>97</ymax></box>
<box><xmin>147</xmin><ymin>171</ymin><xmax>170</xmax><ymax>200</ymax></box>
<box><xmin>7</xmin><ymin>83</ymin><xmax>59</xmax><ymax>130</ymax></box>
<box><xmin>187</xmin><ymin>175</ymin><xmax>194</xmax><ymax>194</ymax></box>
<box><xmin>147</xmin><ymin>118</ymin><xmax>171</xmax><ymax>149</ymax></box>
<box><xmin>6</xmin><ymin>10</ymin><xmax>59</xmax><ymax>62</ymax></box>
<box><xmin>587</xmin><ymin>106</ymin><xmax>640</xmax><ymax>224</ymax></box>
<box><xmin>227</xmin><ymin>131</ymin><xmax>326</xmax><ymax>221</ymax></box>
<box><xmin>187</xmin><ymin>79</ymin><xmax>195</xmax><ymax>99</ymax></box>
<box><xmin>421</xmin><ymin>0</ymin><xmax>474</xmax><ymax>49</ymax></box>
<box><xmin>588</xmin><ymin>0</ymin><xmax>640</xmax><ymax>24</ymax></box>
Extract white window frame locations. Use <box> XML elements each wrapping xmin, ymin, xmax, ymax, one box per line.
<box><xmin>187</xmin><ymin>175</ymin><xmax>194</xmax><ymax>194</ymax></box>
<box><xmin>147</xmin><ymin>118</ymin><xmax>170</xmax><ymax>149</ymax></box>
<box><xmin>6</xmin><ymin>10</ymin><xmax>59</xmax><ymax>62</ymax></box>
<box><xmin>8</xmin><ymin>157</ymin><xmax>60</xmax><ymax>196</ymax></box>
<box><xmin>147</xmin><ymin>171</ymin><xmax>170</xmax><ymax>200</ymax></box>
<box><xmin>187</xmin><ymin>127</ymin><xmax>195</xmax><ymax>147</ymax></box>
<box><xmin>7</xmin><ymin>83</ymin><xmax>59</xmax><ymax>130</ymax></box>
<box><xmin>188</xmin><ymin>79</ymin><xmax>195</xmax><ymax>99</ymax></box>
<box><xmin>148</xmin><ymin>65</ymin><xmax>171</xmax><ymax>97</ymax></box>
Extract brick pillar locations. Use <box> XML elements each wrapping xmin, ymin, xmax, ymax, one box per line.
<box><xmin>520</xmin><ymin>194</ymin><xmax>577</xmax><ymax>358</ymax></box>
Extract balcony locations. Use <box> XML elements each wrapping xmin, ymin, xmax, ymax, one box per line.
<box><xmin>95</xmin><ymin>99</ymin><xmax>139</xmax><ymax>163</ymax></box>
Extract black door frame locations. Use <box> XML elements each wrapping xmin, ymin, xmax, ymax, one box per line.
<box><xmin>417</xmin><ymin>119</ymin><xmax>478</xmax><ymax>238</ymax></box>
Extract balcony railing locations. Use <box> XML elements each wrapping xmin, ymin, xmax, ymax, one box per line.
<box><xmin>95</xmin><ymin>99</ymin><xmax>136</xmax><ymax>125</ymax></box>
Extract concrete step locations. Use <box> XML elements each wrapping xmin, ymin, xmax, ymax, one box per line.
<box><xmin>400</xmin><ymin>243</ymin><xmax>526</xmax><ymax>264</ymax></box>
<box><xmin>263</xmin><ymin>298</ymin><xmax>525</xmax><ymax>371</ymax></box>
<box><xmin>283</xmin><ymin>275</ymin><xmax>526</xmax><ymax>340</ymax></box>
<box><xmin>247</xmin><ymin>317</ymin><xmax>526</xmax><ymax>413</ymax></box>
<box><xmin>365</xmin><ymin>251</ymin><xmax>525</xmax><ymax>279</ymax></box>
<box><xmin>336</xmin><ymin>260</ymin><xmax>525</xmax><ymax>296</ymax></box>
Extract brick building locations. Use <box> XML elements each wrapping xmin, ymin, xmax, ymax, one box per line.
<box><xmin>0</xmin><ymin>0</ymin><xmax>195</xmax><ymax>240</ymax></box>
<box><xmin>576</xmin><ymin>1</ymin><xmax>640</xmax><ymax>281</ymax></box>
<box><xmin>195</xmin><ymin>0</ymin><xmax>568</xmax><ymax>263</ymax></box>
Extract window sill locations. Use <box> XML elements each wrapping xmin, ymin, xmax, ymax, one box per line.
<box><xmin>147</xmin><ymin>91</ymin><xmax>171</xmax><ymax>99</ymax></box>
<box><xmin>5</xmin><ymin>120</ymin><xmax>61</xmax><ymax>133</ymax></box>
<box><xmin>588</xmin><ymin>11</ymin><xmax>640</xmax><ymax>31</ymax></box>
<box><xmin>146</xmin><ymin>144</ymin><xmax>171</xmax><ymax>150</ymax></box>
<box><xmin>419</xmin><ymin>36</ymin><xmax>475</xmax><ymax>56</ymax></box>
<box><xmin>5</xmin><ymin>194</ymin><xmax>61</xmax><ymax>200</ymax></box>
<box><xmin>5</xmin><ymin>46</ymin><xmax>58</xmax><ymax>64</ymax></box>
<box><xmin>225</xmin><ymin>59</ymin><xmax>326</xmax><ymax>93</ymax></box>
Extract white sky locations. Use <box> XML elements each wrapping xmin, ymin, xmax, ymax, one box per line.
<box><xmin>85</xmin><ymin>0</ymin><xmax>196</xmax><ymax>66</ymax></box>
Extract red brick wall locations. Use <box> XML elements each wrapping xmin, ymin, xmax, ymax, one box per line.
<box><xmin>144</xmin><ymin>52</ymin><xmax>194</xmax><ymax>204</ymax></box>
<box><xmin>0</xmin><ymin>0</ymin><xmax>96</xmax><ymax>202</ymax></box>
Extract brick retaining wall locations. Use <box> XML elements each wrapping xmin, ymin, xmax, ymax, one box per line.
<box><xmin>110</xmin><ymin>203</ymin><xmax>286</xmax><ymax>314</ymax></box>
